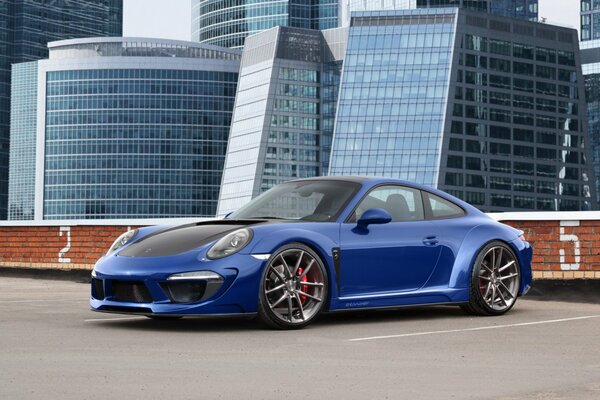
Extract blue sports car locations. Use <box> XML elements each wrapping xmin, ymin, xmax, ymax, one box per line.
<box><xmin>91</xmin><ymin>177</ymin><xmax>532</xmax><ymax>329</ymax></box>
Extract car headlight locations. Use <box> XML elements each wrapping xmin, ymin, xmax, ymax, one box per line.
<box><xmin>107</xmin><ymin>229</ymin><xmax>138</xmax><ymax>254</ymax></box>
<box><xmin>206</xmin><ymin>228</ymin><xmax>252</xmax><ymax>259</ymax></box>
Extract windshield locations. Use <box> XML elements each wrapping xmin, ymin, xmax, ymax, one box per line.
<box><xmin>230</xmin><ymin>180</ymin><xmax>361</xmax><ymax>222</ymax></box>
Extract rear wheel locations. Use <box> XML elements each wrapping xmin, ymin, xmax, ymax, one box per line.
<box><xmin>258</xmin><ymin>243</ymin><xmax>328</xmax><ymax>329</ymax></box>
<box><xmin>461</xmin><ymin>241</ymin><xmax>521</xmax><ymax>316</ymax></box>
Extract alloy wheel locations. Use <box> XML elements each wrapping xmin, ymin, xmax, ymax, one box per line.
<box><xmin>477</xmin><ymin>246</ymin><xmax>520</xmax><ymax>312</ymax></box>
<box><xmin>263</xmin><ymin>248</ymin><xmax>326</xmax><ymax>325</ymax></box>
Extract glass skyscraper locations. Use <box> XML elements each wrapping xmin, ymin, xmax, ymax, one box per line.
<box><xmin>8</xmin><ymin>61</ymin><xmax>37</xmax><ymax>221</ymax></box>
<box><xmin>0</xmin><ymin>0</ymin><xmax>122</xmax><ymax>219</ymax></box>
<box><xmin>582</xmin><ymin>42</ymin><xmax>600</xmax><ymax>207</ymax></box>
<box><xmin>192</xmin><ymin>0</ymin><xmax>339</xmax><ymax>49</ymax></box>
<box><xmin>217</xmin><ymin>26</ymin><xmax>346</xmax><ymax>215</ymax></box>
<box><xmin>219</xmin><ymin>8</ymin><xmax>597</xmax><ymax>214</ymax></box>
<box><xmin>341</xmin><ymin>0</ymin><xmax>538</xmax><ymax>25</ymax></box>
<box><xmin>488</xmin><ymin>0</ymin><xmax>538</xmax><ymax>21</ymax></box>
<box><xmin>581</xmin><ymin>0</ymin><xmax>600</xmax><ymax>41</ymax></box>
<box><xmin>9</xmin><ymin>38</ymin><xmax>240</xmax><ymax>220</ymax></box>
<box><xmin>581</xmin><ymin>2</ymin><xmax>600</xmax><ymax>208</ymax></box>
<box><xmin>330</xmin><ymin>8</ymin><xmax>595</xmax><ymax>211</ymax></box>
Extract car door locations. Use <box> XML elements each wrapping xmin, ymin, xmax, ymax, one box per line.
<box><xmin>339</xmin><ymin>185</ymin><xmax>442</xmax><ymax>297</ymax></box>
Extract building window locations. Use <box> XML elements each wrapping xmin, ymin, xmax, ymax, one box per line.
<box><xmin>514</xmin><ymin>162</ymin><xmax>534</xmax><ymax>175</ymax></box>
<box><xmin>465</xmin><ymin>34</ymin><xmax>487</xmax><ymax>52</ymax></box>
<box><xmin>513</xmin><ymin>43</ymin><xmax>534</xmax><ymax>59</ymax></box>
<box><xmin>513</xmin><ymin>61</ymin><xmax>534</xmax><ymax>76</ymax></box>
<box><xmin>491</xmin><ymin>194</ymin><xmax>511</xmax><ymax>207</ymax></box>
<box><xmin>489</xmin><ymin>39</ymin><xmax>511</xmax><ymax>56</ymax></box>
<box><xmin>490</xmin><ymin>159</ymin><xmax>511</xmax><ymax>173</ymax></box>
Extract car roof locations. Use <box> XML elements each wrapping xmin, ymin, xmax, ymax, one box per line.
<box><xmin>289</xmin><ymin>176</ymin><xmax>485</xmax><ymax>217</ymax></box>
<box><xmin>290</xmin><ymin>175</ymin><xmax>429</xmax><ymax>189</ymax></box>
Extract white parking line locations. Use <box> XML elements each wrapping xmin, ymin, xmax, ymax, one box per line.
<box><xmin>349</xmin><ymin>315</ymin><xmax>600</xmax><ymax>342</ymax></box>
<box><xmin>84</xmin><ymin>316</ymin><xmax>146</xmax><ymax>322</ymax></box>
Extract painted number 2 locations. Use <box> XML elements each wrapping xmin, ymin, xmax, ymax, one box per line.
<box><xmin>58</xmin><ymin>226</ymin><xmax>72</xmax><ymax>263</ymax></box>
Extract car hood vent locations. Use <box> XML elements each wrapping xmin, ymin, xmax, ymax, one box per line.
<box><xmin>118</xmin><ymin>221</ymin><xmax>260</xmax><ymax>258</ymax></box>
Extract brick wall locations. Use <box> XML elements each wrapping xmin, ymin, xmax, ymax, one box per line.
<box><xmin>503</xmin><ymin>219</ymin><xmax>600</xmax><ymax>279</ymax></box>
<box><xmin>0</xmin><ymin>216</ymin><xmax>598</xmax><ymax>279</ymax></box>
<box><xmin>0</xmin><ymin>225</ymin><xmax>136</xmax><ymax>270</ymax></box>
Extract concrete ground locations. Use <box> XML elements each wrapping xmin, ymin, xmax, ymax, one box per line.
<box><xmin>0</xmin><ymin>276</ymin><xmax>599</xmax><ymax>400</ymax></box>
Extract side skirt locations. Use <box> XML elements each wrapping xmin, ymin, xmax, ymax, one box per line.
<box><xmin>325</xmin><ymin>301</ymin><xmax>467</xmax><ymax>314</ymax></box>
<box><xmin>328</xmin><ymin>287</ymin><xmax>469</xmax><ymax>312</ymax></box>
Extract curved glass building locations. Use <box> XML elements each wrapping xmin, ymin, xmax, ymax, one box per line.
<box><xmin>192</xmin><ymin>0</ymin><xmax>339</xmax><ymax>49</ymax></box>
<box><xmin>8</xmin><ymin>38</ymin><xmax>241</xmax><ymax>220</ymax></box>
<box><xmin>0</xmin><ymin>0</ymin><xmax>123</xmax><ymax>220</ymax></box>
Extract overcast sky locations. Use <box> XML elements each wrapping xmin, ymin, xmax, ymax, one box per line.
<box><xmin>122</xmin><ymin>0</ymin><xmax>581</xmax><ymax>42</ymax></box>
<box><xmin>539</xmin><ymin>0</ymin><xmax>580</xmax><ymax>32</ymax></box>
<box><xmin>123</xmin><ymin>0</ymin><xmax>191</xmax><ymax>41</ymax></box>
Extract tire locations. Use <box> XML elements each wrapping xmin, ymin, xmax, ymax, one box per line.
<box><xmin>258</xmin><ymin>243</ymin><xmax>328</xmax><ymax>329</ymax></box>
<box><xmin>461</xmin><ymin>240</ymin><xmax>521</xmax><ymax>316</ymax></box>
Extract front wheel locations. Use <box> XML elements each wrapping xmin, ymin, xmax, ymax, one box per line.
<box><xmin>258</xmin><ymin>243</ymin><xmax>328</xmax><ymax>329</ymax></box>
<box><xmin>461</xmin><ymin>241</ymin><xmax>521</xmax><ymax>316</ymax></box>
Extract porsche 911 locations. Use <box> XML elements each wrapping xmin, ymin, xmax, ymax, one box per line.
<box><xmin>90</xmin><ymin>177</ymin><xmax>533</xmax><ymax>329</ymax></box>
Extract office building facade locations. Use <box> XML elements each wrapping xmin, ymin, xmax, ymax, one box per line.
<box><xmin>0</xmin><ymin>0</ymin><xmax>122</xmax><ymax>219</ymax></box>
<box><xmin>341</xmin><ymin>0</ymin><xmax>538</xmax><ymax>25</ymax></box>
<box><xmin>581</xmin><ymin>0</ymin><xmax>600</xmax><ymax>41</ymax></box>
<box><xmin>8</xmin><ymin>38</ymin><xmax>240</xmax><ymax>220</ymax></box>
<box><xmin>217</xmin><ymin>26</ymin><xmax>346</xmax><ymax>215</ymax></box>
<box><xmin>330</xmin><ymin>8</ymin><xmax>595</xmax><ymax>212</ymax></box>
<box><xmin>219</xmin><ymin>8</ymin><xmax>597</xmax><ymax>214</ymax></box>
<box><xmin>581</xmin><ymin>40</ymin><xmax>600</xmax><ymax>207</ymax></box>
<box><xmin>192</xmin><ymin>0</ymin><xmax>339</xmax><ymax>49</ymax></box>
<box><xmin>581</xmin><ymin>2</ymin><xmax>600</xmax><ymax>208</ymax></box>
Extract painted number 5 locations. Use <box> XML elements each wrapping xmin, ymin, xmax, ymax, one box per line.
<box><xmin>559</xmin><ymin>221</ymin><xmax>580</xmax><ymax>271</ymax></box>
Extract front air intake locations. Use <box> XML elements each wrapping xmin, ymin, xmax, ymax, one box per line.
<box><xmin>160</xmin><ymin>281</ymin><xmax>207</xmax><ymax>303</ymax></box>
<box><xmin>111</xmin><ymin>281</ymin><xmax>153</xmax><ymax>303</ymax></box>
<box><xmin>92</xmin><ymin>278</ymin><xmax>105</xmax><ymax>300</ymax></box>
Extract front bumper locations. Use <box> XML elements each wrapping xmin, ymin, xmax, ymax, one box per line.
<box><xmin>90</xmin><ymin>251</ymin><xmax>267</xmax><ymax>316</ymax></box>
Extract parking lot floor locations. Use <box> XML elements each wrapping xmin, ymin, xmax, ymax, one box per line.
<box><xmin>1</xmin><ymin>276</ymin><xmax>599</xmax><ymax>399</ymax></box>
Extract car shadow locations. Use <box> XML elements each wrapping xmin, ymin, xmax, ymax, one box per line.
<box><xmin>88</xmin><ymin>304</ymin><xmax>528</xmax><ymax>332</ymax></box>
<box><xmin>89</xmin><ymin>315</ymin><xmax>262</xmax><ymax>333</ymax></box>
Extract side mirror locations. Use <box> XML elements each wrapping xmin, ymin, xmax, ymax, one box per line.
<box><xmin>357</xmin><ymin>208</ymin><xmax>392</xmax><ymax>229</ymax></box>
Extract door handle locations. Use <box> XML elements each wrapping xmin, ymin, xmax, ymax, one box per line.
<box><xmin>422</xmin><ymin>236</ymin><xmax>439</xmax><ymax>246</ymax></box>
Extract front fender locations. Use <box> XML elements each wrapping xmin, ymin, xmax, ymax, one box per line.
<box><xmin>247</xmin><ymin>225</ymin><xmax>339</xmax><ymax>258</ymax></box>
<box><xmin>245</xmin><ymin>224</ymin><xmax>340</xmax><ymax>299</ymax></box>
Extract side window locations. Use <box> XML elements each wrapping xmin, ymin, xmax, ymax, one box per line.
<box><xmin>351</xmin><ymin>186</ymin><xmax>424</xmax><ymax>222</ymax></box>
<box><xmin>427</xmin><ymin>193</ymin><xmax>465</xmax><ymax>219</ymax></box>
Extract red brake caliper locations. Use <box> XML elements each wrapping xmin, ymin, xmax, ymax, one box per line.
<box><xmin>297</xmin><ymin>267</ymin><xmax>308</xmax><ymax>304</ymax></box>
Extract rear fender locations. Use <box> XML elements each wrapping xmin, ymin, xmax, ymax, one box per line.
<box><xmin>449</xmin><ymin>223</ymin><xmax>521</xmax><ymax>289</ymax></box>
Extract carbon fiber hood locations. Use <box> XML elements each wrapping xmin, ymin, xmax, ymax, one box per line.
<box><xmin>118</xmin><ymin>220</ymin><xmax>261</xmax><ymax>258</ymax></box>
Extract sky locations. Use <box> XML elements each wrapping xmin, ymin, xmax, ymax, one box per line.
<box><xmin>123</xmin><ymin>0</ymin><xmax>191</xmax><ymax>41</ymax></box>
<box><xmin>123</xmin><ymin>0</ymin><xmax>581</xmax><ymax>42</ymax></box>
<box><xmin>539</xmin><ymin>0</ymin><xmax>580</xmax><ymax>32</ymax></box>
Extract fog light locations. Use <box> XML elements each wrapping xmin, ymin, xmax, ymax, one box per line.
<box><xmin>167</xmin><ymin>271</ymin><xmax>223</xmax><ymax>281</ymax></box>
<box><xmin>162</xmin><ymin>271</ymin><xmax>224</xmax><ymax>303</ymax></box>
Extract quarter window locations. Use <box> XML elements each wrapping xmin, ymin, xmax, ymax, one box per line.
<box><xmin>426</xmin><ymin>193</ymin><xmax>465</xmax><ymax>219</ymax></box>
